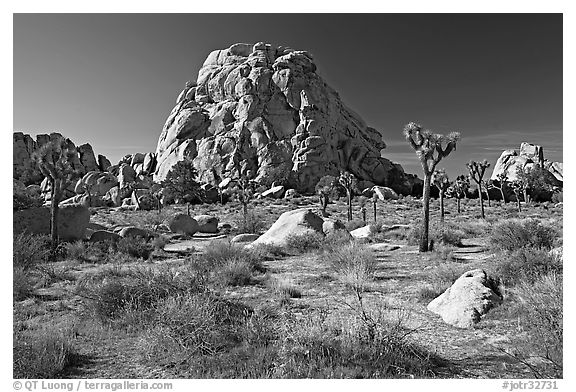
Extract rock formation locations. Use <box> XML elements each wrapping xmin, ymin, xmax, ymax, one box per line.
<box><xmin>490</xmin><ymin>142</ymin><xmax>563</xmax><ymax>184</ymax></box>
<box><xmin>153</xmin><ymin>42</ymin><xmax>417</xmax><ymax>194</ymax></box>
<box><xmin>13</xmin><ymin>131</ymin><xmax>112</xmax><ymax>186</ymax></box>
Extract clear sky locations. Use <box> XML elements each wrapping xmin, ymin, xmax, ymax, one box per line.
<box><xmin>13</xmin><ymin>13</ymin><xmax>562</xmax><ymax>178</ymax></box>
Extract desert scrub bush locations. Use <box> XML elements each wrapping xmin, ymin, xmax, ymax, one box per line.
<box><xmin>13</xmin><ymin>326</ymin><xmax>77</xmax><ymax>378</ymax></box>
<box><xmin>407</xmin><ymin>221</ymin><xmax>464</xmax><ymax>247</ymax></box>
<box><xmin>433</xmin><ymin>243</ymin><xmax>457</xmax><ymax>261</ymax></box>
<box><xmin>267</xmin><ymin>276</ymin><xmax>302</xmax><ymax>305</ymax></box>
<box><xmin>202</xmin><ymin>240</ymin><xmax>266</xmax><ymax>286</ymax></box>
<box><xmin>320</xmin><ymin>230</ymin><xmax>354</xmax><ymax>252</ymax></box>
<box><xmin>324</xmin><ymin>242</ymin><xmax>376</xmax><ymax>293</ymax></box>
<box><xmin>274</xmin><ymin>309</ymin><xmax>441</xmax><ymax>378</ymax></box>
<box><xmin>490</xmin><ymin>219</ymin><xmax>558</xmax><ymax>252</ymax></box>
<box><xmin>458</xmin><ymin>219</ymin><xmax>491</xmax><ymax>237</ymax></box>
<box><xmin>233</xmin><ymin>211</ymin><xmax>267</xmax><ymax>234</ymax></box>
<box><xmin>285</xmin><ymin>231</ymin><xmax>326</xmax><ymax>253</ymax></box>
<box><xmin>344</xmin><ymin>219</ymin><xmax>366</xmax><ymax>232</ymax></box>
<box><xmin>64</xmin><ymin>240</ymin><xmax>88</xmax><ymax>261</ymax></box>
<box><xmin>116</xmin><ymin>237</ymin><xmax>154</xmax><ymax>260</ymax></box>
<box><xmin>13</xmin><ymin>233</ymin><xmax>51</xmax><ymax>270</ymax></box>
<box><xmin>78</xmin><ymin>266</ymin><xmax>206</xmax><ymax>325</ymax></box>
<box><xmin>491</xmin><ymin>247</ymin><xmax>562</xmax><ymax>287</ymax></box>
<box><xmin>13</xmin><ymin>267</ymin><xmax>35</xmax><ymax>301</ymax></box>
<box><xmin>507</xmin><ymin>272</ymin><xmax>562</xmax><ymax>378</ymax></box>
<box><xmin>137</xmin><ymin>293</ymin><xmax>256</xmax><ymax>366</ymax></box>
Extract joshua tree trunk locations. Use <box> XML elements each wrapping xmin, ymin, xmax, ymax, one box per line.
<box><xmin>361</xmin><ymin>207</ymin><xmax>366</xmax><ymax>222</ymax></box>
<box><xmin>477</xmin><ymin>184</ymin><xmax>485</xmax><ymax>219</ymax></box>
<box><xmin>439</xmin><ymin>192</ymin><xmax>445</xmax><ymax>222</ymax></box>
<box><xmin>319</xmin><ymin>193</ymin><xmax>329</xmax><ymax>216</ymax></box>
<box><xmin>516</xmin><ymin>195</ymin><xmax>522</xmax><ymax>212</ymax></box>
<box><xmin>523</xmin><ymin>189</ymin><xmax>529</xmax><ymax>204</ymax></box>
<box><xmin>485</xmin><ymin>188</ymin><xmax>491</xmax><ymax>207</ymax></box>
<box><xmin>420</xmin><ymin>174</ymin><xmax>432</xmax><ymax>252</ymax></box>
<box><xmin>457</xmin><ymin>197</ymin><xmax>461</xmax><ymax>214</ymax></box>
<box><xmin>500</xmin><ymin>188</ymin><xmax>506</xmax><ymax>204</ymax></box>
<box><xmin>373</xmin><ymin>199</ymin><xmax>377</xmax><ymax>222</ymax></box>
<box><xmin>49</xmin><ymin>179</ymin><xmax>60</xmax><ymax>260</ymax></box>
<box><xmin>346</xmin><ymin>189</ymin><xmax>352</xmax><ymax>221</ymax></box>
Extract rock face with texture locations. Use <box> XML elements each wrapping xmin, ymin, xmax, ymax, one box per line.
<box><xmin>13</xmin><ymin>205</ymin><xmax>90</xmax><ymax>241</ymax></box>
<box><xmin>250</xmin><ymin>208</ymin><xmax>324</xmax><ymax>247</ymax></box>
<box><xmin>194</xmin><ymin>215</ymin><xmax>219</xmax><ymax>233</ymax></box>
<box><xmin>153</xmin><ymin>42</ymin><xmax>416</xmax><ymax>194</ymax></box>
<box><xmin>490</xmin><ymin>142</ymin><xmax>563</xmax><ymax>184</ymax></box>
<box><xmin>164</xmin><ymin>214</ymin><xmax>199</xmax><ymax>235</ymax></box>
<box><xmin>427</xmin><ymin>269</ymin><xmax>503</xmax><ymax>328</ymax></box>
<box><xmin>13</xmin><ymin>132</ymin><xmax>111</xmax><ymax>186</ymax></box>
<box><xmin>74</xmin><ymin>171</ymin><xmax>119</xmax><ymax>198</ymax></box>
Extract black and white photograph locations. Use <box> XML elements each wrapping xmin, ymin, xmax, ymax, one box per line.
<box><xmin>7</xmin><ymin>3</ymin><xmax>571</xmax><ymax>389</ymax></box>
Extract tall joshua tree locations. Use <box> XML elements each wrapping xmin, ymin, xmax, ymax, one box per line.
<box><xmin>339</xmin><ymin>171</ymin><xmax>357</xmax><ymax>222</ymax></box>
<box><xmin>511</xmin><ymin>181</ymin><xmax>523</xmax><ymax>212</ymax></box>
<box><xmin>448</xmin><ymin>174</ymin><xmax>470</xmax><ymax>214</ymax></box>
<box><xmin>372</xmin><ymin>192</ymin><xmax>379</xmax><ymax>222</ymax></box>
<box><xmin>466</xmin><ymin>160</ymin><xmax>491</xmax><ymax>219</ymax></box>
<box><xmin>404</xmin><ymin>122</ymin><xmax>460</xmax><ymax>252</ymax></box>
<box><xmin>315</xmin><ymin>175</ymin><xmax>337</xmax><ymax>217</ymax></box>
<box><xmin>32</xmin><ymin>138</ymin><xmax>80</xmax><ymax>256</ymax></box>
<box><xmin>481</xmin><ymin>180</ymin><xmax>492</xmax><ymax>207</ymax></box>
<box><xmin>493</xmin><ymin>173</ymin><xmax>508</xmax><ymax>204</ymax></box>
<box><xmin>432</xmin><ymin>169</ymin><xmax>451</xmax><ymax>222</ymax></box>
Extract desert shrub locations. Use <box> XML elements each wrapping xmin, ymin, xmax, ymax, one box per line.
<box><xmin>13</xmin><ymin>267</ymin><xmax>35</xmax><ymax>301</ymax></box>
<box><xmin>320</xmin><ymin>230</ymin><xmax>354</xmax><ymax>252</ymax></box>
<box><xmin>64</xmin><ymin>241</ymin><xmax>88</xmax><ymax>261</ymax></box>
<box><xmin>137</xmin><ymin>293</ymin><xmax>254</xmax><ymax>363</ymax></box>
<box><xmin>274</xmin><ymin>309</ymin><xmax>441</xmax><ymax>378</ymax></box>
<box><xmin>13</xmin><ymin>233</ymin><xmax>50</xmax><ymax>270</ymax></box>
<box><xmin>13</xmin><ymin>327</ymin><xmax>77</xmax><ymax>378</ymax></box>
<box><xmin>325</xmin><ymin>242</ymin><xmax>376</xmax><ymax>293</ymax></box>
<box><xmin>458</xmin><ymin>220</ymin><xmax>491</xmax><ymax>237</ymax></box>
<box><xmin>79</xmin><ymin>266</ymin><xmax>206</xmax><ymax>324</ymax></box>
<box><xmin>434</xmin><ymin>243</ymin><xmax>457</xmax><ymax>261</ymax></box>
<box><xmin>344</xmin><ymin>219</ymin><xmax>366</xmax><ymax>232</ymax></box>
<box><xmin>490</xmin><ymin>219</ymin><xmax>558</xmax><ymax>252</ymax></box>
<box><xmin>508</xmin><ymin>273</ymin><xmax>562</xmax><ymax>378</ymax></box>
<box><xmin>234</xmin><ymin>211</ymin><xmax>267</xmax><ymax>234</ymax></box>
<box><xmin>268</xmin><ymin>277</ymin><xmax>302</xmax><ymax>305</ymax></box>
<box><xmin>285</xmin><ymin>232</ymin><xmax>325</xmax><ymax>253</ymax></box>
<box><xmin>151</xmin><ymin>235</ymin><xmax>168</xmax><ymax>251</ymax></box>
<box><xmin>116</xmin><ymin>237</ymin><xmax>154</xmax><ymax>260</ymax></box>
<box><xmin>491</xmin><ymin>247</ymin><xmax>562</xmax><ymax>287</ymax></box>
<box><xmin>202</xmin><ymin>240</ymin><xmax>265</xmax><ymax>285</ymax></box>
<box><xmin>407</xmin><ymin>222</ymin><xmax>464</xmax><ymax>247</ymax></box>
<box><xmin>417</xmin><ymin>285</ymin><xmax>444</xmax><ymax>302</ymax></box>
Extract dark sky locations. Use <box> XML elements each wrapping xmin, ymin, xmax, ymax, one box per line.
<box><xmin>13</xmin><ymin>13</ymin><xmax>563</xmax><ymax>177</ymax></box>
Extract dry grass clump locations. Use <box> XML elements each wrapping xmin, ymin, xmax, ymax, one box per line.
<box><xmin>285</xmin><ymin>231</ymin><xmax>326</xmax><ymax>253</ymax></box>
<box><xmin>13</xmin><ymin>325</ymin><xmax>78</xmax><ymax>378</ymax></box>
<box><xmin>324</xmin><ymin>242</ymin><xmax>376</xmax><ymax>293</ymax></box>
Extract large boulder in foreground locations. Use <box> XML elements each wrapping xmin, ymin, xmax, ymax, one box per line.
<box><xmin>153</xmin><ymin>42</ymin><xmax>417</xmax><ymax>194</ymax></box>
<box><xmin>250</xmin><ymin>208</ymin><xmax>324</xmax><ymax>248</ymax></box>
<box><xmin>194</xmin><ymin>215</ymin><xmax>219</xmax><ymax>233</ymax></box>
<box><xmin>13</xmin><ymin>205</ymin><xmax>90</xmax><ymax>241</ymax></box>
<box><xmin>427</xmin><ymin>269</ymin><xmax>503</xmax><ymax>328</ymax></box>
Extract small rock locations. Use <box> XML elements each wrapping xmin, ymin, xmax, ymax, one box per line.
<box><xmin>350</xmin><ymin>225</ymin><xmax>372</xmax><ymax>239</ymax></box>
<box><xmin>119</xmin><ymin>226</ymin><xmax>151</xmax><ymax>239</ymax></box>
<box><xmin>262</xmin><ymin>185</ymin><xmax>285</xmax><ymax>199</ymax></box>
<box><xmin>231</xmin><ymin>233</ymin><xmax>260</xmax><ymax>244</ymax></box>
<box><xmin>89</xmin><ymin>230</ymin><xmax>121</xmax><ymax>242</ymax></box>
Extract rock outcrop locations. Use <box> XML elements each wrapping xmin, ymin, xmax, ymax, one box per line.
<box><xmin>153</xmin><ymin>42</ymin><xmax>416</xmax><ymax>194</ymax></box>
<box><xmin>13</xmin><ymin>131</ymin><xmax>112</xmax><ymax>186</ymax></box>
<box><xmin>490</xmin><ymin>142</ymin><xmax>563</xmax><ymax>184</ymax></box>
<box><xmin>249</xmin><ymin>208</ymin><xmax>324</xmax><ymax>248</ymax></box>
<box><xmin>427</xmin><ymin>269</ymin><xmax>503</xmax><ymax>328</ymax></box>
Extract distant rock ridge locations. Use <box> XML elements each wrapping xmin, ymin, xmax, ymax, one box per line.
<box><xmin>153</xmin><ymin>42</ymin><xmax>419</xmax><ymax>194</ymax></box>
<box><xmin>490</xmin><ymin>142</ymin><xmax>563</xmax><ymax>184</ymax></box>
<box><xmin>13</xmin><ymin>132</ymin><xmax>111</xmax><ymax>185</ymax></box>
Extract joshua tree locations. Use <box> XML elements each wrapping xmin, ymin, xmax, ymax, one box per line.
<box><xmin>160</xmin><ymin>159</ymin><xmax>203</xmax><ymax>215</ymax></box>
<box><xmin>432</xmin><ymin>169</ymin><xmax>451</xmax><ymax>222</ymax></box>
<box><xmin>338</xmin><ymin>171</ymin><xmax>357</xmax><ymax>222</ymax></box>
<box><xmin>236</xmin><ymin>175</ymin><xmax>256</xmax><ymax>230</ymax></box>
<box><xmin>315</xmin><ymin>175</ymin><xmax>337</xmax><ymax>217</ymax></box>
<box><xmin>372</xmin><ymin>192</ymin><xmax>379</xmax><ymax>222</ymax></box>
<box><xmin>466</xmin><ymin>160</ymin><xmax>491</xmax><ymax>219</ymax></box>
<box><xmin>492</xmin><ymin>173</ymin><xmax>508</xmax><ymax>204</ymax></box>
<box><xmin>32</xmin><ymin>138</ymin><xmax>80</xmax><ymax>256</ymax></box>
<box><xmin>404</xmin><ymin>122</ymin><xmax>460</xmax><ymax>252</ymax></box>
<box><xmin>511</xmin><ymin>181</ymin><xmax>523</xmax><ymax>212</ymax></box>
<box><xmin>515</xmin><ymin>166</ymin><xmax>531</xmax><ymax>204</ymax></box>
<box><xmin>358</xmin><ymin>196</ymin><xmax>368</xmax><ymax>223</ymax></box>
<box><xmin>481</xmin><ymin>180</ymin><xmax>493</xmax><ymax>207</ymax></box>
<box><xmin>447</xmin><ymin>174</ymin><xmax>470</xmax><ymax>214</ymax></box>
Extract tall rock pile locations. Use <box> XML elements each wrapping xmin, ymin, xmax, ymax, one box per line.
<box><xmin>490</xmin><ymin>142</ymin><xmax>563</xmax><ymax>184</ymax></box>
<box><xmin>13</xmin><ymin>132</ymin><xmax>111</xmax><ymax>185</ymax></box>
<box><xmin>154</xmin><ymin>42</ymin><xmax>416</xmax><ymax>194</ymax></box>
